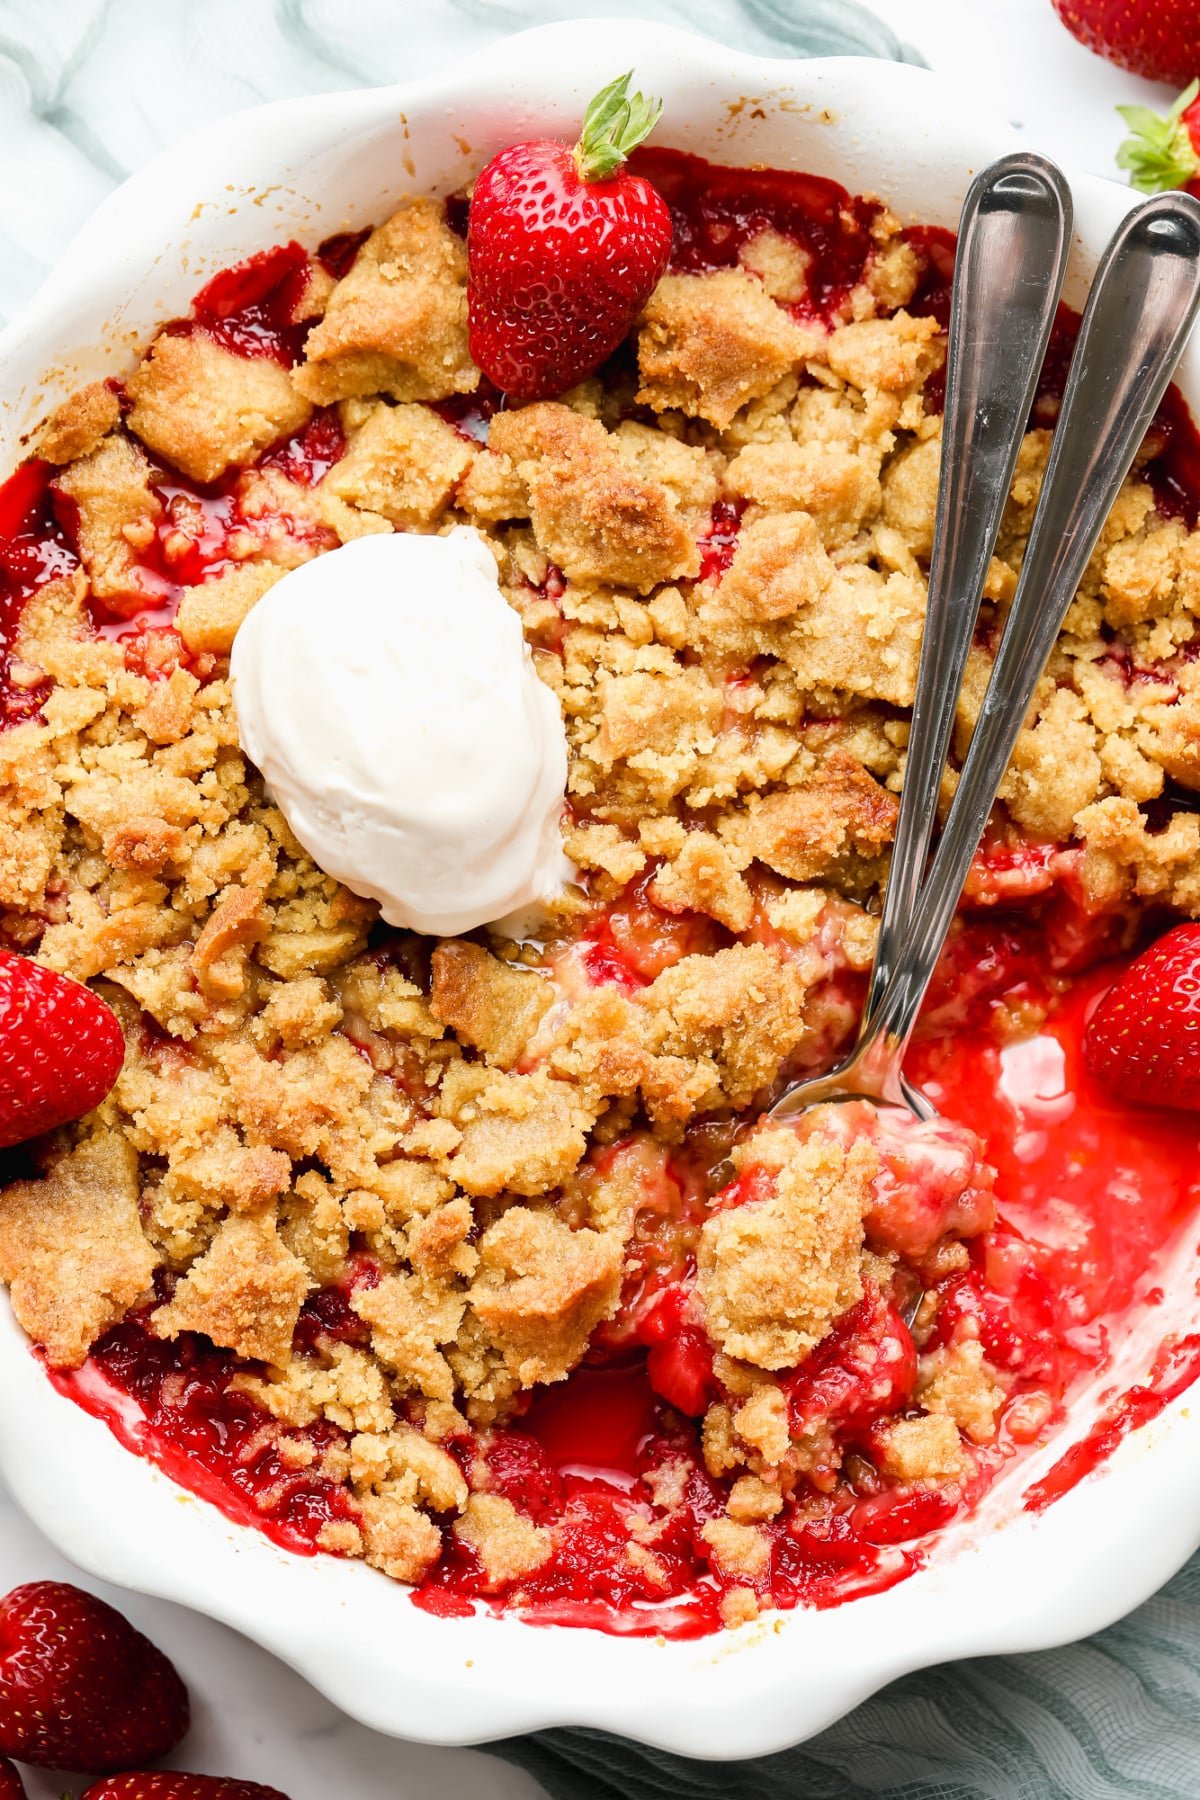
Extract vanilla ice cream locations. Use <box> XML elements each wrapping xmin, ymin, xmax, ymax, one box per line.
<box><xmin>230</xmin><ymin>528</ymin><xmax>571</xmax><ymax>937</ymax></box>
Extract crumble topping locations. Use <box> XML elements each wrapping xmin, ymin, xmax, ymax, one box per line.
<box><xmin>292</xmin><ymin>199</ymin><xmax>476</xmax><ymax>404</ymax></box>
<box><xmin>125</xmin><ymin>334</ymin><xmax>313</xmax><ymax>484</ymax></box>
<box><xmin>0</xmin><ymin>1133</ymin><xmax>156</xmax><ymax>1367</ymax></box>
<box><xmin>696</xmin><ymin>1126</ymin><xmax>871</xmax><ymax>1369</ymax></box>
<box><xmin>1</xmin><ymin>161</ymin><xmax>1198</xmax><ymax>1624</ymax></box>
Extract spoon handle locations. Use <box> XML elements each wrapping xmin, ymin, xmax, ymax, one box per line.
<box><xmin>866</xmin><ymin>189</ymin><xmax>1200</xmax><ymax>1080</ymax></box>
<box><xmin>862</xmin><ymin>154</ymin><xmax>1072</xmax><ymax>1023</ymax></box>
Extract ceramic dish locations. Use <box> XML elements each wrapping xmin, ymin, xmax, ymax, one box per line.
<box><xmin>1</xmin><ymin>15</ymin><xmax>1198</xmax><ymax>1760</ymax></box>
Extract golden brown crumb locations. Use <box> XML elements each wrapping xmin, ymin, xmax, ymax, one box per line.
<box><xmin>726</xmin><ymin>440</ymin><xmax>882</xmax><ymax>549</ymax></box>
<box><xmin>718</xmin><ymin>1586</ymin><xmax>762</xmax><ymax>1628</ymax></box>
<box><xmin>719</xmin><ymin>753</ymin><xmax>899</xmax><ymax>886</ymax></box>
<box><xmin>719</xmin><ymin>512</ymin><xmax>834</xmax><ymax>624</ymax></box>
<box><xmin>439</xmin><ymin>1065</ymin><xmax>594</xmax><ymax>1198</ymax></box>
<box><xmin>826</xmin><ymin>311</ymin><xmax>943</xmax><ymax>398</ymax></box>
<box><xmin>917</xmin><ymin>1340</ymin><xmax>1006</xmax><ymax>1444</ymax></box>
<box><xmin>637</xmin><ymin>942</ymin><xmax>815</xmax><ymax>1114</ymax></box>
<box><xmin>454</xmin><ymin>1492</ymin><xmax>551</xmax><ymax>1588</ymax></box>
<box><xmin>876</xmin><ymin>1414</ymin><xmax>967</xmax><ymax>1483</ymax></box>
<box><xmin>152</xmin><ymin>1210</ymin><xmax>311</xmax><ymax>1365</ymax></box>
<box><xmin>470</xmin><ymin>1209</ymin><xmax>623</xmax><ymax>1386</ymax></box>
<box><xmin>727</xmin><ymin>1473</ymin><xmax>783</xmax><ymax>1521</ymax></box>
<box><xmin>696</xmin><ymin>1125</ymin><xmax>870</xmax><ymax>1369</ymax></box>
<box><xmin>481</xmin><ymin>403</ymin><xmax>709</xmax><ymax>593</ymax></box>
<box><xmin>637</xmin><ymin>269</ymin><xmax>810</xmax><ymax>427</ymax></box>
<box><xmin>53</xmin><ymin>435</ymin><xmax>163</xmax><ymax>606</ymax></box>
<box><xmin>125</xmin><ymin>334</ymin><xmax>312</xmax><ymax>483</ymax></box>
<box><xmin>430</xmin><ymin>940</ymin><xmax>554</xmax><ymax>1068</ymax></box>
<box><xmin>0</xmin><ymin>1132</ymin><xmax>156</xmax><ymax>1368</ymax></box>
<box><xmin>358</xmin><ymin>1488</ymin><xmax>444</xmax><ymax>1583</ymax></box>
<box><xmin>700</xmin><ymin>1514</ymin><xmax>771</xmax><ymax>1580</ymax></box>
<box><xmin>295</xmin><ymin>201</ymin><xmax>477</xmax><ymax>404</ymax></box>
<box><xmin>177</xmin><ymin>564</ymin><xmax>283</xmax><ymax>656</ymax></box>
<box><xmin>322</xmin><ymin>401</ymin><xmax>475</xmax><ymax>529</ymax></box>
<box><xmin>731</xmin><ymin>1385</ymin><xmax>791</xmax><ymax>1466</ymax></box>
<box><xmin>37</xmin><ymin>381</ymin><xmax>122</xmax><ymax>465</ymax></box>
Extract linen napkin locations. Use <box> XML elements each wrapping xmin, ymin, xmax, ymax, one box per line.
<box><xmin>491</xmin><ymin>1555</ymin><xmax>1200</xmax><ymax>1797</ymax></box>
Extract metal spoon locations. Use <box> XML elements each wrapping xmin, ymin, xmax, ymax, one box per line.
<box><xmin>773</xmin><ymin>151</ymin><xmax>1072</xmax><ymax>1119</ymax></box>
<box><xmin>772</xmin><ymin>183</ymin><xmax>1200</xmax><ymax>1124</ymax></box>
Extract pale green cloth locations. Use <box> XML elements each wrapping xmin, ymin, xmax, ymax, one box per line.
<box><xmin>491</xmin><ymin>1556</ymin><xmax>1200</xmax><ymax>1796</ymax></box>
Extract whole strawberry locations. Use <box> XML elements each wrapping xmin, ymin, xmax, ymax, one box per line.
<box><xmin>82</xmin><ymin>1779</ymin><xmax>290</xmax><ymax>1800</ymax></box>
<box><xmin>467</xmin><ymin>70</ymin><xmax>672</xmax><ymax>401</ymax></box>
<box><xmin>1052</xmin><ymin>0</ymin><xmax>1200</xmax><ymax>84</ymax></box>
<box><xmin>1085</xmin><ymin>924</ymin><xmax>1200</xmax><ymax>1110</ymax></box>
<box><xmin>0</xmin><ymin>1761</ymin><xmax>23</xmax><ymax>1800</ymax></box>
<box><xmin>0</xmin><ymin>950</ymin><xmax>124</xmax><ymax>1147</ymax></box>
<box><xmin>1118</xmin><ymin>78</ymin><xmax>1200</xmax><ymax>196</ymax></box>
<box><xmin>0</xmin><ymin>1582</ymin><xmax>188</xmax><ymax>1771</ymax></box>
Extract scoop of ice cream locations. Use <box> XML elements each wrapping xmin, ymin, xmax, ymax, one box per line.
<box><xmin>230</xmin><ymin>527</ymin><xmax>570</xmax><ymax>937</ymax></box>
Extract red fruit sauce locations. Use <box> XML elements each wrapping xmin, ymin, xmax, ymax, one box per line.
<box><xmin>631</xmin><ymin>148</ymin><xmax>883</xmax><ymax>322</ymax></box>
<box><xmin>0</xmin><ymin>245</ymin><xmax>351</xmax><ymax>704</ymax></box>
<box><xmin>431</xmin><ymin>917</ymin><xmax>1200</xmax><ymax>1635</ymax></box>
<box><xmin>49</xmin><ymin>900</ymin><xmax>1200</xmax><ymax>1637</ymax></box>
<box><xmin>187</xmin><ymin>240</ymin><xmax>312</xmax><ymax>366</ymax></box>
<box><xmin>577</xmin><ymin>865</ymin><xmax>732</xmax><ymax>992</ymax></box>
<box><xmin>9</xmin><ymin>154</ymin><xmax>1200</xmax><ymax>1637</ymax></box>
<box><xmin>47</xmin><ymin>1324</ymin><xmax>359</xmax><ymax>1556</ymax></box>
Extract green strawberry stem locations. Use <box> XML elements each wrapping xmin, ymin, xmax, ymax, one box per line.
<box><xmin>573</xmin><ymin>71</ymin><xmax>663</xmax><ymax>183</ymax></box>
<box><xmin>1117</xmin><ymin>77</ymin><xmax>1200</xmax><ymax>193</ymax></box>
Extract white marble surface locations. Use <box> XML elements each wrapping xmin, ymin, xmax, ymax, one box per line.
<box><xmin>0</xmin><ymin>2</ymin><xmax>1186</xmax><ymax>1795</ymax></box>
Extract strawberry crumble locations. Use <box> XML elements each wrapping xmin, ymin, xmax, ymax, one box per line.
<box><xmin>1</xmin><ymin>144</ymin><xmax>1200</xmax><ymax>1639</ymax></box>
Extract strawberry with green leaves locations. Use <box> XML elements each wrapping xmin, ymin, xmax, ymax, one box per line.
<box><xmin>467</xmin><ymin>70</ymin><xmax>673</xmax><ymax>402</ymax></box>
<box><xmin>1117</xmin><ymin>78</ymin><xmax>1200</xmax><ymax>197</ymax></box>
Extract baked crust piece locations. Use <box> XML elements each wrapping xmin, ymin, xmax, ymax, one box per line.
<box><xmin>696</xmin><ymin>1126</ymin><xmax>871</xmax><ymax>1369</ymax></box>
<box><xmin>294</xmin><ymin>200</ymin><xmax>477</xmax><ymax>404</ymax></box>
<box><xmin>0</xmin><ymin>1133</ymin><xmax>157</xmax><ymax>1369</ymax></box>
<box><xmin>125</xmin><ymin>334</ymin><xmax>312</xmax><ymax>484</ymax></box>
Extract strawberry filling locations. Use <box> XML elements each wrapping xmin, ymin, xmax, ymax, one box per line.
<box><xmin>0</xmin><ymin>459</ymin><xmax>77</xmax><ymax>725</ymax></box>
<box><xmin>571</xmin><ymin>865</ymin><xmax>732</xmax><ymax>991</ymax></box>
<box><xmin>632</xmin><ymin>148</ymin><xmax>884</xmax><ymax>322</ymax></box>
<box><xmin>422</xmin><ymin>917</ymin><xmax>1200</xmax><ymax>1631</ymax></box>
<box><xmin>54</xmin><ymin>909</ymin><xmax>1200</xmax><ymax>1636</ymax></box>
<box><xmin>13</xmin><ymin>164</ymin><xmax>1200</xmax><ymax>1641</ymax></box>
<box><xmin>186</xmin><ymin>240</ymin><xmax>313</xmax><ymax>366</ymax></box>
<box><xmin>0</xmin><ymin>253</ymin><xmax>348</xmax><ymax>703</ymax></box>
<box><xmin>49</xmin><ymin>1320</ymin><xmax>359</xmax><ymax>1556</ymax></box>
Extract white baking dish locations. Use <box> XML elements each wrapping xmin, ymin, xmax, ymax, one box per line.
<box><xmin>0</xmin><ymin>15</ymin><xmax>1196</xmax><ymax>1760</ymax></box>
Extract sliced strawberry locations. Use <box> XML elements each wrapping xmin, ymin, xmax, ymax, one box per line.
<box><xmin>647</xmin><ymin>1323</ymin><xmax>714</xmax><ymax>1417</ymax></box>
<box><xmin>781</xmin><ymin>1287</ymin><xmax>917</xmax><ymax>1437</ymax></box>
<box><xmin>467</xmin><ymin>71</ymin><xmax>672</xmax><ymax>401</ymax></box>
<box><xmin>1084</xmin><ymin>923</ymin><xmax>1200</xmax><ymax>1111</ymax></box>
<box><xmin>0</xmin><ymin>950</ymin><xmax>125</xmax><ymax>1147</ymax></box>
